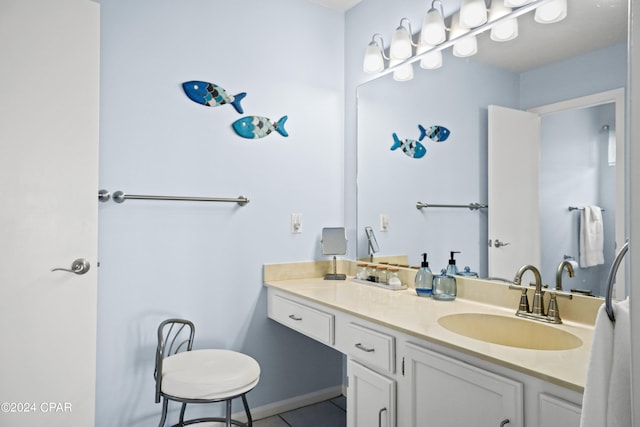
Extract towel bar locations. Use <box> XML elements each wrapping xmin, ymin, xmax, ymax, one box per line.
<box><xmin>605</xmin><ymin>240</ymin><xmax>629</xmax><ymax>322</ymax></box>
<box><xmin>98</xmin><ymin>190</ymin><xmax>249</xmax><ymax>206</ymax></box>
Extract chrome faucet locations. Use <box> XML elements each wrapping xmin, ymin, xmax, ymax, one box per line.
<box><xmin>513</xmin><ymin>264</ymin><xmax>544</xmax><ymax>316</ymax></box>
<box><xmin>548</xmin><ymin>260</ymin><xmax>576</xmax><ymax>322</ymax></box>
<box><xmin>509</xmin><ymin>263</ymin><xmax>574</xmax><ymax>324</ymax></box>
<box><xmin>555</xmin><ymin>260</ymin><xmax>575</xmax><ymax>291</ymax></box>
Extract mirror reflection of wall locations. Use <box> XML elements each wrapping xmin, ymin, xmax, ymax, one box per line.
<box><xmin>539</xmin><ymin>104</ymin><xmax>616</xmax><ymax>295</ymax></box>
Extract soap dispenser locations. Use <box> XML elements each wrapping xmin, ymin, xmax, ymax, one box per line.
<box><xmin>414</xmin><ymin>253</ymin><xmax>433</xmax><ymax>297</ymax></box>
<box><xmin>433</xmin><ymin>269</ymin><xmax>457</xmax><ymax>301</ymax></box>
<box><xmin>445</xmin><ymin>251</ymin><xmax>461</xmax><ymax>276</ymax></box>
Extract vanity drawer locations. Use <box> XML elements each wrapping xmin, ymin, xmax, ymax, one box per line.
<box><xmin>345</xmin><ymin>322</ymin><xmax>395</xmax><ymax>373</ymax></box>
<box><xmin>269</xmin><ymin>294</ymin><xmax>334</xmax><ymax>345</ymax></box>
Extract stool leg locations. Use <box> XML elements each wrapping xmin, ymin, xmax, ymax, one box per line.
<box><xmin>158</xmin><ymin>398</ymin><xmax>169</xmax><ymax>427</ymax></box>
<box><xmin>225</xmin><ymin>399</ymin><xmax>232</xmax><ymax>427</ymax></box>
<box><xmin>179</xmin><ymin>402</ymin><xmax>187</xmax><ymax>426</ymax></box>
<box><xmin>242</xmin><ymin>394</ymin><xmax>253</xmax><ymax>427</ymax></box>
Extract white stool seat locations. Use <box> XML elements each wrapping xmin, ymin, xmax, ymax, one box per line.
<box><xmin>161</xmin><ymin>349</ymin><xmax>260</xmax><ymax>400</ymax></box>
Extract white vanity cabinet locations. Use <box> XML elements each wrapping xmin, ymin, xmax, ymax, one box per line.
<box><xmin>538</xmin><ymin>393</ymin><xmax>581</xmax><ymax>427</ymax></box>
<box><xmin>401</xmin><ymin>342</ymin><xmax>523</xmax><ymax>427</ymax></box>
<box><xmin>268</xmin><ymin>293</ymin><xmax>335</xmax><ymax>345</ymax></box>
<box><xmin>265</xmin><ymin>286</ymin><xmax>584</xmax><ymax>427</ymax></box>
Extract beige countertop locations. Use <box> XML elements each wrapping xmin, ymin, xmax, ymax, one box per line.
<box><xmin>264</xmin><ymin>262</ymin><xmax>599</xmax><ymax>393</ymax></box>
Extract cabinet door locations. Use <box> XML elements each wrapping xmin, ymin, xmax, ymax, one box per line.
<box><xmin>539</xmin><ymin>393</ymin><xmax>581</xmax><ymax>427</ymax></box>
<box><xmin>403</xmin><ymin>343</ymin><xmax>523</xmax><ymax>427</ymax></box>
<box><xmin>347</xmin><ymin>359</ymin><xmax>396</xmax><ymax>427</ymax></box>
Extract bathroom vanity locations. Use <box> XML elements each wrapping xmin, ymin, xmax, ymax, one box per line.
<box><xmin>264</xmin><ymin>261</ymin><xmax>600</xmax><ymax>427</ymax></box>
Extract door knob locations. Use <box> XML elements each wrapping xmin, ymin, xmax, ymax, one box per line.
<box><xmin>494</xmin><ymin>239</ymin><xmax>510</xmax><ymax>248</ymax></box>
<box><xmin>52</xmin><ymin>258</ymin><xmax>90</xmax><ymax>275</ymax></box>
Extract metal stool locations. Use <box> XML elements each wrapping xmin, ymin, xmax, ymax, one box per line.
<box><xmin>155</xmin><ymin>319</ymin><xmax>260</xmax><ymax>427</ymax></box>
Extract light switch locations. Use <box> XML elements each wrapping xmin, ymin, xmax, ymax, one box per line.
<box><xmin>291</xmin><ymin>213</ymin><xmax>302</xmax><ymax>233</ymax></box>
<box><xmin>380</xmin><ymin>213</ymin><xmax>389</xmax><ymax>232</ymax></box>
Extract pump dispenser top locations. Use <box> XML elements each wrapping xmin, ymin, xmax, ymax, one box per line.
<box><xmin>421</xmin><ymin>253</ymin><xmax>429</xmax><ymax>268</ymax></box>
<box><xmin>446</xmin><ymin>251</ymin><xmax>460</xmax><ymax>276</ymax></box>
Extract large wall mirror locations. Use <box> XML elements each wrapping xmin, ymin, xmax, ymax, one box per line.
<box><xmin>356</xmin><ymin>0</ymin><xmax>628</xmax><ymax>298</ymax></box>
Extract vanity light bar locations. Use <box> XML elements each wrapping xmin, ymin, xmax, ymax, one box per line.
<box><xmin>373</xmin><ymin>0</ymin><xmax>556</xmax><ymax>80</ymax></box>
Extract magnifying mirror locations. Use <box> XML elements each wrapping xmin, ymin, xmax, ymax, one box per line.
<box><xmin>321</xmin><ymin>227</ymin><xmax>347</xmax><ymax>280</ymax></box>
<box><xmin>365</xmin><ymin>226</ymin><xmax>379</xmax><ymax>261</ymax></box>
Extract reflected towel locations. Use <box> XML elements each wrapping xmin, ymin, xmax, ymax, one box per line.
<box><xmin>580</xmin><ymin>206</ymin><xmax>604</xmax><ymax>267</ymax></box>
<box><xmin>580</xmin><ymin>298</ymin><xmax>631</xmax><ymax>427</ymax></box>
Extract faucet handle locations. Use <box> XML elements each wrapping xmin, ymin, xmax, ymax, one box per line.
<box><xmin>509</xmin><ymin>284</ymin><xmax>531</xmax><ymax>314</ymax></box>
<box><xmin>517</xmin><ymin>289</ymin><xmax>530</xmax><ymax>313</ymax></box>
<box><xmin>546</xmin><ymin>294</ymin><xmax>562</xmax><ymax>324</ymax></box>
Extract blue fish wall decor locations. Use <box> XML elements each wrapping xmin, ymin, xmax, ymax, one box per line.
<box><xmin>391</xmin><ymin>133</ymin><xmax>426</xmax><ymax>159</ymax></box>
<box><xmin>232</xmin><ymin>115</ymin><xmax>289</xmax><ymax>139</ymax></box>
<box><xmin>182</xmin><ymin>80</ymin><xmax>246</xmax><ymax>114</ymax></box>
<box><xmin>419</xmin><ymin>124</ymin><xmax>450</xmax><ymax>142</ymax></box>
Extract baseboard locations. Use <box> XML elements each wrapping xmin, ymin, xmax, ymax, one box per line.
<box><xmin>234</xmin><ymin>385</ymin><xmax>344</xmax><ymax>421</ymax></box>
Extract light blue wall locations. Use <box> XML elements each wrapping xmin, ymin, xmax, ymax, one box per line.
<box><xmin>96</xmin><ymin>0</ymin><xmax>345</xmax><ymax>425</ymax></box>
<box><xmin>519</xmin><ymin>42</ymin><xmax>627</xmax><ymax>109</ymax></box>
<box><xmin>539</xmin><ymin>104</ymin><xmax>616</xmax><ymax>295</ymax></box>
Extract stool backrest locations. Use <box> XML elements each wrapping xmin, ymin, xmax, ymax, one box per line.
<box><xmin>155</xmin><ymin>318</ymin><xmax>195</xmax><ymax>402</ymax></box>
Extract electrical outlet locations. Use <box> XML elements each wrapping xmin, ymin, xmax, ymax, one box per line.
<box><xmin>380</xmin><ymin>213</ymin><xmax>389</xmax><ymax>232</ymax></box>
<box><xmin>291</xmin><ymin>213</ymin><xmax>302</xmax><ymax>233</ymax></box>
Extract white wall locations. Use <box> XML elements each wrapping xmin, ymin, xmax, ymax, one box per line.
<box><xmin>96</xmin><ymin>0</ymin><xmax>345</xmax><ymax>425</ymax></box>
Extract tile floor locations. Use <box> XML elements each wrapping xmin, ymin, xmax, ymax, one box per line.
<box><xmin>254</xmin><ymin>395</ymin><xmax>346</xmax><ymax>427</ymax></box>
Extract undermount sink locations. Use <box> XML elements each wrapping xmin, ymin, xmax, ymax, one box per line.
<box><xmin>438</xmin><ymin>313</ymin><xmax>583</xmax><ymax>351</ymax></box>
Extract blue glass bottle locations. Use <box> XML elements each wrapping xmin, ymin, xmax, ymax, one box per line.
<box><xmin>414</xmin><ymin>253</ymin><xmax>433</xmax><ymax>297</ymax></box>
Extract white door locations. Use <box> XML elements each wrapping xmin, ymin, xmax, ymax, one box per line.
<box><xmin>403</xmin><ymin>343</ymin><xmax>523</xmax><ymax>427</ymax></box>
<box><xmin>488</xmin><ymin>105</ymin><xmax>541</xmax><ymax>280</ymax></box>
<box><xmin>347</xmin><ymin>359</ymin><xmax>396</xmax><ymax>427</ymax></box>
<box><xmin>0</xmin><ymin>1</ymin><xmax>99</xmax><ymax>426</ymax></box>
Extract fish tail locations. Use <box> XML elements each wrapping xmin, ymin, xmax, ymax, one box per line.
<box><xmin>231</xmin><ymin>92</ymin><xmax>247</xmax><ymax>114</ymax></box>
<box><xmin>276</xmin><ymin>116</ymin><xmax>289</xmax><ymax>137</ymax></box>
<box><xmin>391</xmin><ymin>133</ymin><xmax>401</xmax><ymax>150</ymax></box>
<box><xmin>418</xmin><ymin>124</ymin><xmax>427</xmax><ymax>141</ymax></box>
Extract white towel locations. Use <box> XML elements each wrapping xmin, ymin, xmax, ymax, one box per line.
<box><xmin>580</xmin><ymin>298</ymin><xmax>631</xmax><ymax>427</ymax></box>
<box><xmin>580</xmin><ymin>206</ymin><xmax>604</xmax><ymax>267</ymax></box>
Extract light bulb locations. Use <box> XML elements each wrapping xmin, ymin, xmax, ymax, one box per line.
<box><xmin>363</xmin><ymin>42</ymin><xmax>384</xmax><ymax>73</ymax></box>
<box><xmin>504</xmin><ymin>0</ymin><xmax>532</xmax><ymax>6</ymax></box>
<box><xmin>390</xmin><ymin>58</ymin><xmax>414</xmax><ymax>81</ymax></box>
<box><xmin>390</xmin><ymin>24</ymin><xmax>413</xmax><ymax>60</ymax></box>
<box><xmin>417</xmin><ymin>43</ymin><xmax>443</xmax><ymax>69</ymax></box>
<box><xmin>460</xmin><ymin>0</ymin><xmax>487</xmax><ymax>28</ymax></box>
<box><xmin>489</xmin><ymin>0</ymin><xmax>518</xmax><ymax>42</ymax></box>
<box><xmin>534</xmin><ymin>0</ymin><xmax>567</xmax><ymax>24</ymax></box>
<box><xmin>450</xmin><ymin>12</ymin><xmax>478</xmax><ymax>57</ymax></box>
<box><xmin>421</xmin><ymin>7</ymin><xmax>447</xmax><ymax>45</ymax></box>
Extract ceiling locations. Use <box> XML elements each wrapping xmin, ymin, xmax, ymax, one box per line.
<box><xmin>474</xmin><ymin>0</ymin><xmax>627</xmax><ymax>72</ymax></box>
<box><xmin>311</xmin><ymin>0</ymin><xmax>627</xmax><ymax>72</ymax></box>
<box><xmin>308</xmin><ymin>0</ymin><xmax>361</xmax><ymax>11</ymax></box>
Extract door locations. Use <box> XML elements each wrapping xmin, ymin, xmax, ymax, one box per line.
<box><xmin>0</xmin><ymin>1</ymin><xmax>100</xmax><ymax>426</ymax></box>
<box><xmin>403</xmin><ymin>343</ymin><xmax>523</xmax><ymax>427</ymax></box>
<box><xmin>347</xmin><ymin>359</ymin><xmax>396</xmax><ymax>427</ymax></box>
<box><xmin>538</xmin><ymin>393</ymin><xmax>581</xmax><ymax>427</ymax></box>
<box><xmin>488</xmin><ymin>105</ymin><xmax>541</xmax><ymax>280</ymax></box>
